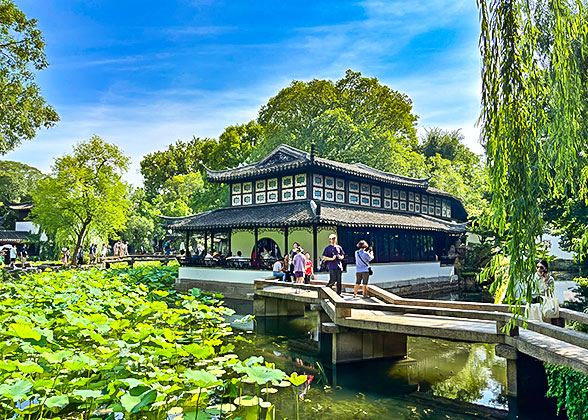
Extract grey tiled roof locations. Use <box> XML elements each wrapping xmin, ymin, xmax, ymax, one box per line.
<box><xmin>170</xmin><ymin>200</ymin><xmax>466</xmax><ymax>234</ymax></box>
<box><xmin>319</xmin><ymin>202</ymin><xmax>466</xmax><ymax>233</ymax></box>
<box><xmin>0</xmin><ymin>230</ymin><xmax>30</xmax><ymax>243</ymax></box>
<box><xmin>205</xmin><ymin>144</ymin><xmax>430</xmax><ymax>188</ymax></box>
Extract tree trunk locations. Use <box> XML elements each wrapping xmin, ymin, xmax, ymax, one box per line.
<box><xmin>72</xmin><ymin>221</ymin><xmax>90</xmax><ymax>266</ymax></box>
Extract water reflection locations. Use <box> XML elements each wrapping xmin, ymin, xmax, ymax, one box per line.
<box><xmin>229</xmin><ymin>310</ymin><xmax>510</xmax><ymax>419</ymax></box>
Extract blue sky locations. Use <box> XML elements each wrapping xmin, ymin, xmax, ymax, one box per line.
<box><xmin>5</xmin><ymin>0</ymin><xmax>482</xmax><ymax>186</ymax></box>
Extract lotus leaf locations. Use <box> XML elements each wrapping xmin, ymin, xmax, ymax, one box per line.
<box><xmin>233</xmin><ymin>395</ymin><xmax>260</xmax><ymax>406</ymax></box>
<box><xmin>120</xmin><ymin>388</ymin><xmax>157</xmax><ymax>413</ymax></box>
<box><xmin>0</xmin><ymin>360</ymin><xmax>17</xmax><ymax>372</ymax></box>
<box><xmin>205</xmin><ymin>403</ymin><xmax>237</xmax><ymax>412</ymax></box>
<box><xmin>260</xmin><ymin>388</ymin><xmax>278</xmax><ymax>394</ymax></box>
<box><xmin>119</xmin><ymin>378</ymin><xmax>146</xmax><ymax>389</ymax></box>
<box><xmin>184</xmin><ymin>344</ymin><xmax>213</xmax><ymax>359</ymax></box>
<box><xmin>44</xmin><ymin>395</ymin><xmax>69</xmax><ymax>409</ymax></box>
<box><xmin>244</xmin><ymin>366</ymin><xmax>285</xmax><ymax>385</ymax></box>
<box><xmin>17</xmin><ymin>361</ymin><xmax>44</xmax><ymax>374</ymax></box>
<box><xmin>0</xmin><ymin>380</ymin><xmax>32</xmax><ymax>401</ymax></box>
<box><xmin>245</xmin><ymin>356</ymin><xmax>264</xmax><ymax>366</ymax></box>
<box><xmin>184</xmin><ymin>370</ymin><xmax>222</xmax><ymax>388</ymax></box>
<box><xmin>7</xmin><ymin>322</ymin><xmax>41</xmax><ymax>341</ymax></box>
<box><xmin>287</xmin><ymin>372</ymin><xmax>308</xmax><ymax>387</ymax></box>
<box><xmin>72</xmin><ymin>389</ymin><xmax>103</xmax><ymax>400</ymax></box>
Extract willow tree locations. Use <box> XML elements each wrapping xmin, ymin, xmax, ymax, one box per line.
<box><xmin>477</xmin><ymin>0</ymin><xmax>588</xmax><ymax>305</ymax></box>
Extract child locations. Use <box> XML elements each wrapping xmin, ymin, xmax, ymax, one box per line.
<box><xmin>304</xmin><ymin>252</ymin><xmax>313</xmax><ymax>284</ymax></box>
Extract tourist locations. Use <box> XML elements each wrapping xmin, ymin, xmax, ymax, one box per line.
<box><xmin>88</xmin><ymin>244</ymin><xmax>95</xmax><ymax>264</ymax></box>
<box><xmin>2</xmin><ymin>247</ymin><xmax>10</xmax><ymax>266</ymax></box>
<box><xmin>293</xmin><ymin>247</ymin><xmax>306</xmax><ymax>288</ymax></box>
<box><xmin>164</xmin><ymin>240</ymin><xmax>171</xmax><ymax>256</ymax></box>
<box><xmin>19</xmin><ymin>244</ymin><xmax>28</xmax><ymax>268</ymax></box>
<box><xmin>533</xmin><ymin>260</ymin><xmax>555</xmax><ymax>303</ymax></box>
<box><xmin>9</xmin><ymin>244</ymin><xmax>17</xmax><ymax>268</ymax></box>
<box><xmin>123</xmin><ymin>241</ymin><xmax>129</xmax><ymax>256</ymax></box>
<box><xmin>322</xmin><ymin>234</ymin><xmax>345</xmax><ymax>296</ymax></box>
<box><xmin>113</xmin><ymin>241</ymin><xmax>120</xmax><ymax>257</ymax></box>
<box><xmin>283</xmin><ymin>254</ymin><xmax>292</xmax><ymax>282</ymax></box>
<box><xmin>77</xmin><ymin>247</ymin><xmax>84</xmax><ymax>265</ymax></box>
<box><xmin>179</xmin><ymin>241</ymin><xmax>185</xmax><ymax>255</ymax></box>
<box><xmin>304</xmin><ymin>252</ymin><xmax>313</xmax><ymax>284</ymax></box>
<box><xmin>260</xmin><ymin>248</ymin><xmax>271</xmax><ymax>259</ymax></box>
<box><xmin>100</xmin><ymin>244</ymin><xmax>107</xmax><ymax>261</ymax></box>
<box><xmin>354</xmin><ymin>240</ymin><xmax>373</xmax><ymax>298</ymax></box>
<box><xmin>272</xmin><ymin>257</ymin><xmax>286</xmax><ymax>281</ymax></box>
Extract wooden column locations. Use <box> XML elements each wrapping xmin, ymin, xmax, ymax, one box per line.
<box><xmin>254</xmin><ymin>227</ymin><xmax>259</xmax><ymax>266</ymax></box>
<box><xmin>284</xmin><ymin>227</ymin><xmax>289</xmax><ymax>259</ymax></box>
<box><xmin>210</xmin><ymin>231</ymin><xmax>215</xmax><ymax>253</ymax></box>
<box><xmin>313</xmin><ymin>224</ymin><xmax>318</xmax><ymax>272</ymax></box>
<box><xmin>204</xmin><ymin>229</ymin><xmax>208</xmax><ymax>253</ymax></box>
<box><xmin>185</xmin><ymin>231</ymin><xmax>191</xmax><ymax>257</ymax></box>
<box><xmin>228</xmin><ymin>229</ymin><xmax>232</xmax><ymax>255</ymax></box>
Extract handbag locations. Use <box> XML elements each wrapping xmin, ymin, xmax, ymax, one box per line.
<box><xmin>541</xmin><ymin>289</ymin><xmax>560</xmax><ymax>319</ymax></box>
<box><xmin>526</xmin><ymin>303</ymin><xmax>542</xmax><ymax>321</ymax></box>
<box><xmin>357</xmin><ymin>251</ymin><xmax>373</xmax><ymax>276</ymax></box>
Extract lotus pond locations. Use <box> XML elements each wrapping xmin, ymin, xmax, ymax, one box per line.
<box><xmin>0</xmin><ymin>265</ymin><xmax>562</xmax><ymax>419</ymax></box>
<box><xmin>0</xmin><ymin>265</ymin><xmax>312</xmax><ymax>420</ymax></box>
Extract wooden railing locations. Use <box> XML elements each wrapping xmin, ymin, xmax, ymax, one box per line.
<box><xmin>253</xmin><ymin>279</ymin><xmax>588</xmax><ymax>352</ymax></box>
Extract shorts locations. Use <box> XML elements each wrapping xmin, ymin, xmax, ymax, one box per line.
<box><xmin>295</xmin><ymin>271</ymin><xmax>304</xmax><ymax>278</ymax></box>
<box><xmin>356</xmin><ymin>272</ymin><xmax>370</xmax><ymax>285</ymax></box>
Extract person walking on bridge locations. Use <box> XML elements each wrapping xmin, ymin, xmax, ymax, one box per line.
<box><xmin>354</xmin><ymin>240</ymin><xmax>373</xmax><ymax>298</ymax></box>
<box><xmin>322</xmin><ymin>234</ymin><xmax>345</xmax><ymax>296</ymax></box>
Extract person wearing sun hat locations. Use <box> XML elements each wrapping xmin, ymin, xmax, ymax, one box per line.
<box><xmin>322</xmin><ymin>233</ymin><xmax>345</xmax><ymax>296</ymax></box>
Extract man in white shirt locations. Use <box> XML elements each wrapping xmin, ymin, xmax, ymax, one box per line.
<box><xmin>272</xmin><ymin>258</ymin><xmax>286</xmax><ymax>281</ymax></box>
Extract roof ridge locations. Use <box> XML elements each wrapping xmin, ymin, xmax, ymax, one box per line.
<box><xmin>353</xmin><ymin>162</ymin><xmax>430</xmax><ymax>183</ymax></box>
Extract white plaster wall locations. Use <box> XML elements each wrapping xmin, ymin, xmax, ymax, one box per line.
<box><xmin>313</xmin><ymin>261</ymin><xmax>454</xmax><ymax>285</ymax></box>
<box><xmin>179</xmin><ymin>267</ymin><xmax>272</xmax><ymax>284</ymax></box>
<box><xmin>180</xmin><ymin>261</ymin><xmax>453</xmax><ymax>286</ymax></box>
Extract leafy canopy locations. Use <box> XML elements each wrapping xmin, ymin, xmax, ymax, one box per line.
<box><xmin>255</xmin><ymin>69</ymin><xmax>424</xmax><ymax>177</ymax></box>
<box><xmin>31</xmin><ymin>136</ymin><xmax>131</xmax><ymax>258</ymax></box>
<box><xmin>0</xmin><ymin>0</ymin><xmax>58</xmax><ymax>154</ymax></box>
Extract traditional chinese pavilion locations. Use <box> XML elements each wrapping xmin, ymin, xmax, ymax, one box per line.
<box><xmin>170</xmin><ymin>144</ymin><xmax>467</xmax><ymax>278</ymax></box>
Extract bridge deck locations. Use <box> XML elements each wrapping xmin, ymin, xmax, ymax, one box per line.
<box><xmin>255</xmin><ymin>280</ymin><xmax>588</xmax><ymax>375</ymax></box>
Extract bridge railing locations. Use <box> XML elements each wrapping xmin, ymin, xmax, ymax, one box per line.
<box><xmin>253</xmin><ymin>278</ymin><xmax>588</xmax><ymax>350</ymax></box>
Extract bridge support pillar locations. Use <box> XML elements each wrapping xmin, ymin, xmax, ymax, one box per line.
<box><xmin>253</xmin><ymin>296</ymin><xmax>305</xmax><ymax>317</ymax></box>
<box><xmin>495</xmin><ymin>344</ymin><xmax>518</xmax><ymax>397</ymax></box>
<box><xmin>331</xmin><ymin>329</ymin><xmax>407</xmax><ymax>364</ymax></box>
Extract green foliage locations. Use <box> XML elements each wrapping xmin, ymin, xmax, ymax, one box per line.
<box><xmin>0</xmin><ymin>160</ymin><xmax>42</xmax><ymax>206</ymax></box>
<box><xmin>255</xmin><ymin>69</ymin><xmax>424</xmax><ymax>177</ymax></box>
<box><xmin>562</xmin><ymin>277</ymin><xmax>588</xmax><ymax>332</ymax></box>
<box><xmin>140</xmin><ymin>121</ymin><xmax>263</xmax><ymax>201</ymax></box>
<box><xmin>477</xmin><ymin>0</ymin><xmax>588</xmax><ymax>304</ymax></box>
<box><xmin>30</xmin><ymin>136</ymin><xmax>131</xmax><ymax>260</ymax></box>
<box><xmin>545</xmin><ymin>363</ymin><xmax>588</xmax><ymax>420</ymax></box>
<box><xmin>0</xmin><ymin>264</ymin><xmax>316</xmax><ymax>419</ymax></box>
<box><xmin>0</xmin><ymin>0</ymin><xmax>59</xmax><ymax>154</ymax></box>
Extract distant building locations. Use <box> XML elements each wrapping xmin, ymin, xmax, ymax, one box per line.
<box><xmin>170</xmin><ymin>144</ymin><xmax>467</xmax><ymax>269</ymax></box>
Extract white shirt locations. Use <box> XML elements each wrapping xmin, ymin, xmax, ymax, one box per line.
<box><xmin>273</xmin><ymin>261</ymin><xmax>282</xmax><ymax>272</ymax></box>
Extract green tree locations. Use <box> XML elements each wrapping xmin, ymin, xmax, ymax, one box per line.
<box><xmin>0</xmin><ymin>0</ymin><xmax>58</xmax><ymax>154</ymax></box>
<box><xmin>255</xmin><ymin>70</ymin><xmax>423</xmax><ymax>175</ymax></box>
<box><xmin>140</xmin><ymin>122</ymin><xmax>261</xmax><ymax>209</ymax></box>
<box><xmin>419</xmin><ymin>128</ymin><xmax>487</xmax><ymax>214</ymax></box>
<box><xmin>31</xmin><ymin>136</ymin><xmax>131</xmax><ymax>262</ymax></box>
<box><xmin>0</xmin><ymin>160</ymin><xmax>42</xmax><ymax>206</ymax></box>
<box><xmin>477</xmin><ymin>0</ymin><xmax>588</xmax><ymax>305</ymax></box>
